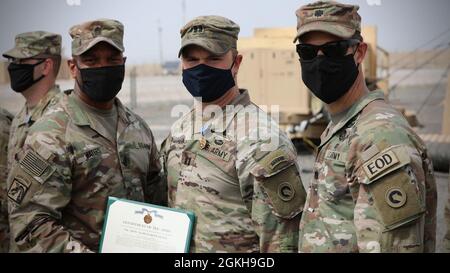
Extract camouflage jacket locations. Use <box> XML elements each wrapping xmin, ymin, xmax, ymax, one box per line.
<box><xmin>299</xmin><ymin>90</ymin><xmax>437</xmax><ymax>253</ymax></box>
<box><xmin>6</xmin><ymin>90</ymin><xmax>165</xmax><ymax>253</ymax></box>
<box><xmin>445</xmin><ymin>172</ymin><xmax>450</xmax><ymax>252</ymax></box>
<box><xmin>7</xmin><ymin>85</ymin><xmax>61</xmax><ymax>173</ymax></box>
<box><xmin>2</xmin><ymin>86</ymin><xmax>61</xmax><ymax>253</ymax></box>
<box><xmin>161</xmin><ymin>90</ymin><xmax>306</xmax><ymax>253</ymax></box>
<box><xmin>0</xmin><ymin>108</ymin><xmax>13</xmax><ymax>253</ymax></box>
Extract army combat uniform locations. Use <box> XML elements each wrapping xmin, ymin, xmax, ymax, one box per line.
<box><xmin>1</xmin><ymin>31</ymin><xmax>62</xmax><ymax>253</ymax></box>
<box><xmin>445</xmin><ymin>172</ymin><xmax>450</xmax><ymax>252</ymax></box>
<box><xmin>162</xmin><ymin>15</ymin><xmax>306</xmax><ymax>253</ymax></box>
<box><xmin>161</xmin><ymin>89</ymin><xmax>306</xmax><ymax>253</ymax></box>
<box><xmin>6</xmin><ymin>19</ymin><xmax>164</xmax><ymax>253</ymax></box>
<box><xmin>4</xmin><ymin>87</ymin><xmax>62</xmax><ymax>253</ymax></box>
<box><xmin>7</xmin><ymin>86</ymin><xmax>61</xmax><ymax>172</ymax></box>
<box><xmin>0</xmin><ymin>108</ymin><xmax>13</xmax><ymax>252</ymax></box>
<box><xmin>7</xmin><ymin>89</ymin><xmax>163</xmax><ymax>253</ymax></box>
<box><xmin>298</xmin><ymin>91</ymin><xmax>437</xmax><ymax>252</ymax></box>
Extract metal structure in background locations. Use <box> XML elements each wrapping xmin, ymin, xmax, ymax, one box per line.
<box><xmin>421</xmin><ymin>73</ymin><xmax>450</xmax><ymax>173</ymax></box>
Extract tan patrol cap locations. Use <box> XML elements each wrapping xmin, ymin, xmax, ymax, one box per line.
<box><xmin>179</xmin><ymin>15</ymin><xmax>240</xmax><ymax>57</ymax></box>
<box><xmin>3</xmin><ymin>31</ymin><xmax>61</xmax><ymax>59</ymax></box>
<box><xmin>294</xmin><ymin>0</ymin><xmax>361</xmax><ymax>42</ymax></box>
<box><xmin>69</xmin><ymin>18</ymin><xmax>124</xmax><ymax>56</ymax></box>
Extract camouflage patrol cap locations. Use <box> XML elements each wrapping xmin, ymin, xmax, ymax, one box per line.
<box><xmin>294</xmin><ymin>0</ymin><xmax>361</xmax><ymax>42</ymax></box>
<box><xmin>179</xmin><ymin>15</ymin><xmax>240</xmax><ymax>57</ymax></box>
<box><xmin>2</xmin><ymin>31</ymin><xmax>61</xmax><ymax>59</ymax></box>
<box><xmin>69</xmin><ymin>18</ymin><xmax>124</xmax><ymax>56</ymax></box>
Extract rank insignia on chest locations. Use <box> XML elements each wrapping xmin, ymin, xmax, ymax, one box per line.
<box><xmin>198</xmin><ymin>139</ymin><xmax>231</xmax><ymax>162</ymax></box>
<box><xmin>199</xmin><ymin>138</ymin><xmax>209</xmax><ymax>150</ymax></box>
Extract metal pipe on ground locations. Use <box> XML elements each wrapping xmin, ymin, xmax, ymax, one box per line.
<box><xmin>425</xmin><ymin>141</ymin><xmax>450</xmax><ymax>173</ymax></box>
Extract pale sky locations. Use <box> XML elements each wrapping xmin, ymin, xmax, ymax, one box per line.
<box><xmin>0</xmin><ymin>0</ymin><xmax>449</xmax><ymax>64</ymax></box>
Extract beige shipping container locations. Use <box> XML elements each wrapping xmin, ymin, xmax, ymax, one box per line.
<box><xmin>443</xmin><ymin>73</ymin><xmax>450</xmax><ymax>135</ymax></box>
<box><xmin>0</xmin><ymin>62</ymin><xmax>8</xmax><ymax>84</ymax></box>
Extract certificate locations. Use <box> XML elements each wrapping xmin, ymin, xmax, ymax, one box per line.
<box><xmin>99</xmin><ymin>197</ymin><xmax>195</xmax><ymax>253</ymax></box>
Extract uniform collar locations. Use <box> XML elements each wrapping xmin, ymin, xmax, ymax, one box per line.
<box><xmin>319</xmin><ymin>90</ymin><xmax>386</xmax><ymax>149</ymax></box>
<box><xmin>18</xmin><ymin>85</ymin><xmax>61</xmax><ymax>127</ymax></box>
<box><xmin>65</xmin><ymin>90</ymin><xmax>136</xmax><ymax>127</ymax></box>
<box><xmin>193</xmin><ymin>89</ymin><xmax>252</xmax><ymax>135</ymax></box>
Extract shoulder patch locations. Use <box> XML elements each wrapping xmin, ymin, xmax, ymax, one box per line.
<box><xmin>19</xmin><ymin>150</ymin><xmax>55</xmax><ymax>184</ymax></box>
<box><xmin>385</xmin><ymin>188</ymin><xmax>407</xmax><ymax>208</ymax></box>
<box><xmin>363</xmin><ymin>150</ymin><xmax>399</xmax><ymax>179</ymax></box>
<box><xmin>368</xmin><ymin>171</ymin><xmax>425</xmax><ymax>230</ymax></box>
<box><xmin>252</xmin><ymin>149</ymin><xmax>294</xmax><ymax>177</ymax></box>
<box><xmin>360</xmin><ymin>145</ymin><xmax>411</xmax><ymax>184</ymax></box>
<box><xmin>7</xmin><ymin>176</ymin><xmax>31</xmax><ymax>205</ymax></box>
<box><xmin>256</xmin><ymin>165</ymin><xmax>306</xmax><ymax>219</ymax></box>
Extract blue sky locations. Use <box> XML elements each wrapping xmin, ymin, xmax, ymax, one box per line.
<box><xmin>1</xmin><ymin>0</ymin><xmax>449</xmax><ymax>64</ymax></box>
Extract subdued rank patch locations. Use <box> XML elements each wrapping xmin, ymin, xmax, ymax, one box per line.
<box><xmin>363</xmin><ymin>150</ymin><xmax>400</xmax><ymax>179</ymax></box>
<box><xmin>278</xmin><ymin>182</ymin><xmax>295</xmax><ymax>201</ymax></box>
<box><xmin>385</xmin><ymin>188</ymin><xmax>407</xmax><ymax>208</ymax></box>
<box><xmin>20</xmin><ymin>150</ymin><xmax>50</xmax><ymax>178</ymax></box>
<box><xmin>7</xmin><ymin>177</ymin><xmax>30</xmax><ymax>205</ymax></box>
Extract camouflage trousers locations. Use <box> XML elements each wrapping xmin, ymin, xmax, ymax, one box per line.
<box><xmin>445</xmin><ymin>166</ymin><xmax>450</xmax><ymax>253</ymax></box>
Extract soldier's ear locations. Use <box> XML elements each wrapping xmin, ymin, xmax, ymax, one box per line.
<box><xmin>41</xmin><ymin>58</ymin><xmax>53</xmax><ymax>77</ymax></box>
<box><xmin>68</xmin><ymin>59</ymin><xmax>78</xmax><ymax>79</ymax></box>
<box><xmin>232</xmin><ymin>54</ymin><xmax>243</xmax><ymax>77</ymax></box>
<box><xmin>355</xmin><ymin>42</ymin><xmax>367</xmax><ymax>65</ymax></box>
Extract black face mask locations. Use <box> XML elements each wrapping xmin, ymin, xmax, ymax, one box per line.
<box><xmin>182</xmin><ymin>61</ymin><xmax>236</xmax><ymax>103</ymax></box>
<box><xmin>76</xmin><ymin>64</ymin><xmax>125</xmax><ymax>102</ymax></box>
<box><xmin>7</xmin><ymin>59</ymin><xmax>46</xmax><ymax>93</ymax></box>
<box><xmin>300</xmin><ymin>53</ymin><xmax>359</xmax><ymax>104</ymax></box>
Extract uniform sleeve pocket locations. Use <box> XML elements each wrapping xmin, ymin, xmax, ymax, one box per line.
<box><xmin>250</xmin><ymin>149</ymin><xmax>306</xmax><ymax>219</ymax></box>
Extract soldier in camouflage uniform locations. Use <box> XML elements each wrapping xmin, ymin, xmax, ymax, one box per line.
<box><xmin>160</xmin><ymin>15</ymin><xmax>306</xmax><ymax>253</ymax></box>
<box><xmin>1</xmin><ymin>31</ymin><xmax>63</xmax><ymax>253</ymax></box>
<box><xmin>6</xmin><ymin>19</ymin><xmax>165</xmax><ymax>253</ymax></box>
<box><xmin>445</xmin><ymin>172</ymin><xmax>450</xmax><ymax>252</ymax></box>
<box><xmin>0</xmin><ymin>108</ymin><xmax>13</xmax><ymax>252</ymax></box>
<box><xmin>294</xmin><ymin>1</ymin><xmax>437</xmax><ymax>252</ymax></box>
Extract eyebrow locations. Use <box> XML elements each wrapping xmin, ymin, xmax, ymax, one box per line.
<box><xmin>79</xmin><ymin>53</ymin><xmax>95</xmax><ymax>59</ymax></box>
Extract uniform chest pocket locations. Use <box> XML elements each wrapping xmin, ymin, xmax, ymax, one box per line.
<box><xmin>121</xmin><ymin>142</ymin><xmax>152</xmax><ymax>173</ymax></box>
<box><xmin>318</xmin><ymin>160</ymin><xmax>350</xmax><ymax>203</ymax></box>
